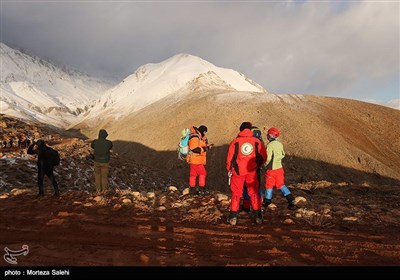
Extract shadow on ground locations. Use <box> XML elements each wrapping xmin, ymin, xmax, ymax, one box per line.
<box><xmin>113</xmin><ymin>140</ymin><xmax>400</xmax><ymax>192</ymax></box>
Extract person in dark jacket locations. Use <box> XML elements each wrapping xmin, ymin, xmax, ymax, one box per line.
<box><xmin>27</xmin><ymin>139</ymin><xmax>59</xmax><ymax>197</ymax></box>
<box><xmin>91</xmin><ymin>129</ymin><xmax>113</xmax><ymax>194</ymax></box>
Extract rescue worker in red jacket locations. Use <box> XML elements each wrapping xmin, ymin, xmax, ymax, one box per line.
<box><xmin>187</xmin><ymin>125</ymin><xmax>213</xmax><ymax>196</ymax></box>
<box><xmin>241</xmin><ymin>125</ymin><xmax>265</xmax><ymax>212</ymax></box>
<box><xmin>226</xmin><ymin>122</ymin><xmax>267</xmax><ymax>225</ymax></box>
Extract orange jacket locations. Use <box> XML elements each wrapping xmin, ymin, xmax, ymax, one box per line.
<box><xmin>187</xmin><ymin>126</ymin><xmax>208</xmax><ymax>165</ymax></box>
<box><xmin>226</xmin><ymin>129</ymin><xmax>267</xmax><ymax>175</ymax></box>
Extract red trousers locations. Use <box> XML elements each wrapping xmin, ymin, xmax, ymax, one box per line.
<box><xmin>230</xmin><ymin>172</ymin><xmax>261</xmax><ymax>212</ymax></box>
<box><xmin>265</xmin><ymin>168</ymin><xmax>285</xmax><ymax>189</ymax></box>
<box><xmin>189</xmin><ymin>164</ymin><xmax>207</xmax><ymax>187</ymax></box>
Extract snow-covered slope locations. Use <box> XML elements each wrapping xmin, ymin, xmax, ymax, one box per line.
<box><xmin>83</xmin><ymin>53</ymin><xmax>267</xmax><ymax>122</ymax></box>
<box><xmin>0</xmin><ymin>43</ymin><xmax>112</xmax><ymax>127</ymax></box>
<box><xmin>1</xmin><ymin>44</ymin><xmax>268</xmax><ymax>128</ymax></box>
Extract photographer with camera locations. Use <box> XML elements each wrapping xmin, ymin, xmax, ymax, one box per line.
<box><xmin>27</xmin><ymin>139</ymin><xmax>60</xmax><ymax>197</ymax></box>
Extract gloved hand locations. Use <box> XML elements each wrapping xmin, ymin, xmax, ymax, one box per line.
<box><xmin>202</xmin><ymin>144</ymin><xmax>214</xmax><ymax>152</ymax></box>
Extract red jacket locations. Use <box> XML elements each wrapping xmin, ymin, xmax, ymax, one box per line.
<box><xmin>226</xmin><ymin>129</ymin><xmax>267</xmax><ymax>175</ymax></box>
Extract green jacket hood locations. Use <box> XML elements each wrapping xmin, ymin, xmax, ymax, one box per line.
<box><xmin>99</xmin><ymin>129</ymin><xmax>108</xmax><ymax>139</ymax></box>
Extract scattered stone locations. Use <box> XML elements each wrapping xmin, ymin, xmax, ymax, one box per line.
<box><xmin>131</xmin><ymin>191</ymin><xmax>141</xmax><ymax>198</ymax></box>
<box><xmin>315</xmin><ymin>181</ymin><xmax>332</xmax><ymax>188</ymax></box>
<box><xmin>159</xmin><ymin>196</ymin><xmax>167</xmax><ymax>206</ymax></box>
<box><xmin>294</xmin><ymin>196</ymin><xmax>307</xmax><ymax>205</ymax></box>
<box><xmin>46</xmin><ymin>218</ymin><xmax>65</xmax><ymax>226</ymax></box>
<box><xmin>268</xmin><ymin>203</ymin><xmax>277</xmax><ymax>210</ymax></box>
<box><xmin>322</xmin><ymin>208</ymin><xmax>331</xmax><ymax>215</ymax></box>
<box><xmin>157</xmin><ymin>206</ymin><xmax>166</xmax><ymax>211</ymax></box>
<box><xmin>10</xmin><ymin>188</ymin><xmax>30</xmax><ymax>196</ymax></box>
<box><xmin>220</xmin><ymin>200</ymin><xmax>230</xmax><ymax>207</ymax></box>
<box><xmin>93</xmin><ymin>196</ymin><xmax>103</xmax><ymax>202</ymax></box>
<box><xmin>283</xmin><ymin>218</ymin><xmax>295</xmax><ymax>225</ymax></box>
<box><xmin>83</xmin><ymin>202</ymin><xmax>93</xmax><ymax>207</ymax></box>
<box><xmin>343</xmin><ymin>216</ymin><xmax>358</xmax><ymax>221</ymax></box>
<box><xmin>215</xmin><ymin>193</ymin><xmax>228</xmax><ymax>202</ymax></box>
<box><xmin>182</xmin><ymin>188</ymin><xmax>190</xmax><ymax>196</ymax></box>
<box><xmin>112</xmin><ymin>204</ymin><xmax>122</xmax><ymax>211</ymax></box>
<box><xmin>0</xmin><ymin>194</ymin><xmax>9</xmax><ymax>199</ymax></box>
<box><xmin>146</xmin><ymin>192</ymin><xmax>155</xmax><ymax>199</ymax></box>
<box><xmin>168</xmin><ymin>186</ymin><xmax>178</xmax><ymax>192</ymax></box>
<box><xmin>172</xmin><ymin>202</ymin><xmax>183</xmax><ymax>208</ymax></box>
<box><xmin>296</xmin><ymin>208</ymin><xmax>316</xmax><ymax>217</ymax></box>
<box><xmin>122</xmin><ymin>198</ymin><xmax>132</xmax><ymax>204</ymax></box>
<box><xmin>140</xmin><ymin>254</ymin><xmax>150</xmax><ymax>264</ymax></box>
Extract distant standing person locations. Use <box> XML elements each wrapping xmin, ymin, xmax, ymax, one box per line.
<box><xmin>26</xmin><ymin>133</ymin><xmax>31</xmax><ymax>147</ymax></box>
<box><xmin>187</xmin><ymin>125</ymin><xmax>213</xmax><ymax>196</ymax></box>
<box><xmin>263</xmin><ymin>127</ymin><xmax>296</xmax><ymax>210</ymax></box>
<box><xmin>27</xmin><ymin>140</ymin><xmax>60</xmax><ymax>197</ymax></box>
<box><xmin>91</xmin><ymin>129</ymin><xmax>113</xmax><ymax>194</ymax></box>
<box><xmin>226</xmin><ymin>122</ymin><xmax>267</xmax><ymax>225</ymax></box>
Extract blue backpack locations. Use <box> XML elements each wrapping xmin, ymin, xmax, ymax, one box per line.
<box><xmin>177</xmin><ymin>128</ymin><xmax>190</xmax><ymax>161</ymax></box>
<box><xmin>251</xmin><ymin>126</ymin><xmax>263</xmax><ymax>141</ymax></box>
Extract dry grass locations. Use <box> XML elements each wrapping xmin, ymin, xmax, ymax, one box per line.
<box><xmin>303</xmin><ymin>209</ymin><xmax>334</xmax><ymax>228</ymax></box>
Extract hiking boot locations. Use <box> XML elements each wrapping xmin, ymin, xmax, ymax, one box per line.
<box><xmin>226</xmin><ymin>212</ymin><xmax>238</xmax><ymax>226</ymax></box>
<box><xmin>198</xmin><ymin>188</ymin><xmax>210</xmax><ymax>197</ymax></box>
<box><xmin>285</xmin><ymin>194</ymin><xmax>297</xmax><ymax>210</ymax></box>
<box><xmin>287</xmin><ymin>203</ymin><xmax>297</xmax><ymax>210</ymax></box>
<box><xmin>254</xmin><ymin>210</ymin><xmax>263</xmax><ymax>225</ymax></box>
<box><xmin>189</xmin><ymin>187</ymin><xmax>199</xmax><ymax>196</ymax></box>
<box><xmin>262</xmin><ymin>199</ymin><xmax>272</xmax><ymax>208</ymax></box>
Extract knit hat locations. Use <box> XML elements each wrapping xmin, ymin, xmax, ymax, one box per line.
<box><xmin>198</xmin><ymin>125</ymin><xmax>208</xmax><ymax>134</ymax></box>
<box><xmin>239</xmin><ymin>122</ymin><xmax>252</xmax><ymax>131</ymax></box>
<box><xmin>36</xmin><ymin>139</ymin><xmax>45</xmax><ymax>148</ymax></box>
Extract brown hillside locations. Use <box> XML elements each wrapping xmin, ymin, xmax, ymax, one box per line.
<box><xmin>78</xmin><ymin>91</ymin><xmax>400</xmax><ymax>191</ymax></box>
<box><xmin>2</xmin><ymin>114</ymin><xmax>400</xmax><ymax>266</ymax></box>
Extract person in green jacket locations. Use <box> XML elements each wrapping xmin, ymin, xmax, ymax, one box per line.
<box><xmin>263</xmin><ymin>127</ymin><xmax>297</xmax><ymax>210</ymax></box>
<box><xmin>91</xmin><ymin>129</ymin><xmax>113</xmax><ymax>194</ymax></box>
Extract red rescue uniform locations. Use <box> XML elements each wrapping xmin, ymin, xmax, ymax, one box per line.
<box><xmin>226</xmin><ymin>129</ymin><xmax>266</xmax><ymax>212</ymax></box>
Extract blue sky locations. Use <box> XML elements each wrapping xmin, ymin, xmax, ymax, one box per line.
<box><xmin>1</xmin><ymin>0</ymin><xmax>399</xmax><ymax>107</ymax></box>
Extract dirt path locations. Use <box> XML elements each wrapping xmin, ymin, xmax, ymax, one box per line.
<box><xmin>1</xmin><ymin>192</ymin><xmax>399</xmax><ymax>267</ymax></box>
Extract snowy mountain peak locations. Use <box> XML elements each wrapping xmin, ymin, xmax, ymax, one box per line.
<box><xmin>1</xmin><ymin>42</ymin><xmax>112</xmax><ymax>127</ymax></box>
<box><xmin>2</xmin><ymin>43</ymin><xmax>269</xmax><ymax>127</ymax></box>
<box><xmin>84</xmin><ymin>53</ymin><xmax>268</xmax><ymax>121</ymax></box>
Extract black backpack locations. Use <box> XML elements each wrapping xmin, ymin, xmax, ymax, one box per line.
<box><xmin>45</xmin><ymin>147</ymin><xmax>60</xmax><ymax>166</ymax></box>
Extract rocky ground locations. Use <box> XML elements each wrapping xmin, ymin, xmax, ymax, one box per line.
<box><xmin>1</xmin><ymin>115</ymin><xmax>400</xmax><ymax>266</ymax></box>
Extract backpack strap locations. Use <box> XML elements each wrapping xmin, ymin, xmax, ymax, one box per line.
<box><xmin>188</xmin><ymin>133</ymin><xmax>203</xmax><ymax>154</ymax></box>
<box><xmin>229</xmin><ymin>142</ymin><xmax>240</xmax><ymax>175</ymax></box>
<box><xmin>189</xmin><ymin>134</ymin><xmax>200</xmax><ymax>140</ymax></box>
